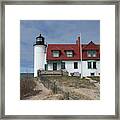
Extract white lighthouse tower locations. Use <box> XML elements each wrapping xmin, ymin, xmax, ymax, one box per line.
<box><xmin>34</xmin><ymin>34</ymin><xmax>47</xmax><ymax>77</ymax></box>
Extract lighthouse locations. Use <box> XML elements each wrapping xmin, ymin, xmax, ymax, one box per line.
<box><xmin>34</xmin><ymin>34</ymin><xmax>47</xmax><ymax>77</ymax></box>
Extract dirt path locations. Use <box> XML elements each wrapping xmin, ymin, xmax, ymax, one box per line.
<box><xmin>71</xmin><ymin>88</ymin><xmax>100</xmax><ymax>100</ymax></box>
<box><xmin>25</xmin><ymin>81</ymin><xmax>53</xmax><ymax>100</ymax></box>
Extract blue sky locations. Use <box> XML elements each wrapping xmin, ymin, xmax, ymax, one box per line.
<box><xmin>20</xmin><ymin>20</ymin><xmax>100</xmax><ymax>73</ymax></box>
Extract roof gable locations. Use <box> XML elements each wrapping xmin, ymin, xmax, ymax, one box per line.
<box><xmin>82</xmin><ymin>41</ymin><xmax>99</xmax><ymax>50</ymax></box>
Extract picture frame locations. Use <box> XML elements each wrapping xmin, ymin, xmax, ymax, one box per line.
<box><xmin>0</xmin><ymin>0</ymin><xmax>119</xmax><ymax>119</ymax></box>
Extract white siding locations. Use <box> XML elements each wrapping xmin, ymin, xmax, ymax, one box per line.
<box><xmin>63</xmin><ymin>61</ymin><xmax>81</xmax><ymax>76</ymax></box>
<box><xmin>82</xmin><ymin>60</ymin><xmax>100</xmax><ymax>76</ymax></box>
<box><xmin>47</xmin><ymin>61</ymin><xmax>61</xmax><ymax>70</ymax></box>
<box><xmin>48</xmin><ymin>63</ymin><xmax>53</xmax><ymax>70</ymax></box>
<box><xmin>47</xmin><ymin>60</ymin><xmax>100</xmax><ymax>77</ymax></box>
<box><xmin>47</xmin><ymin>61</ymin><xmax>81</xmax><ymax>76</ymax></box>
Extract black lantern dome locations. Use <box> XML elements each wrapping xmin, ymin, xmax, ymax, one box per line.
<box><xmin>35</xmin><ymin>34</ymin><xmax>45</xmax><ymax>45</ymax></box>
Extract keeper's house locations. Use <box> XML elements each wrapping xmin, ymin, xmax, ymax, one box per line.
<box><xmin>34</xmin><ymin>34</ymin><xmax>100</xmax><ymax>77</ymax></box>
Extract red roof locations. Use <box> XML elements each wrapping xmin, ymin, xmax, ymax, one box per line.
<box><xmin>82</xmin><ymin>41</ymin><xmax>99</xmax><ymax>50</ymax></box>
<box><xmin>46</xmin><ymin>41</ymin><xmax>100</xmax><ymax>61</ymax></box>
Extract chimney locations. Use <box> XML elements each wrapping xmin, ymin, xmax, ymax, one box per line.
<box><xmin>76</xmin><ymin>35</ymin><xmax>81</xmax><ymax>60</ymax></box>
<box><xmin>76</xmin><ymin>36</ymin><xmax>80</xmax><ymax>45</ymax></box>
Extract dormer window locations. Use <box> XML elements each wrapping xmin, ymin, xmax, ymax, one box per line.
<box><xmin>65</xmin><ymin>50</ymin><xmax>73</xmax><ymax>57</ymax></box>
<box><xmin>87</xmin><ymin>50</ymin><xmax>96</xmax><ymax>57</ymax></box>
<box><xmin>52</xmin><ymin>50</ymin><xmax>60</xmax><ymax>57</ymax></box>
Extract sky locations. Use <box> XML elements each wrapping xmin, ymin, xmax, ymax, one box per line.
<box><xmin>20</xmin><ymin>20</ymin><xmax>100</xmax><ymax>73</ymax></box>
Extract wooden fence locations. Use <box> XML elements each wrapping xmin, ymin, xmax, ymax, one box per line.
<box><xmin>39</xmin><ymin>75</ymin><xmax>70</xmax><ymax>100</ymax></box>
<box><xmin>38</xmin><ymin>70</ymin><xmax>68</xmax><ymax>76</ymax></box>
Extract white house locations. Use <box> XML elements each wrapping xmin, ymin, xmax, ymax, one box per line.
<box><xmin>34</xmin><ymin>34</ymin><xmax>100</xmax><ymax>77</ymax></box>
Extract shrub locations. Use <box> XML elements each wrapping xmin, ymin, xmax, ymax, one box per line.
<box><xmin>20</xmin><ymin>79</ymin><xmax>36</xmax><ymax>99</ymax></box>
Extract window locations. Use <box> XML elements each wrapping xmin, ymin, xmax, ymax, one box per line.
<box><xmin>61</xmin><ymin>62</ymin><xmax>65</xmax><ymax>69</ymax></box>
<box><xmin>52</xmin><ymin>50</ymin><xmax>60</xmax><ymax>57</ymax></box>
<box><xmin>53</xmin><ymin>63</ymin><xmax>57</xmax><ymax>70</ymax></box>
<box><xmin>66</xmin><ymin>50</ymin><xmax>73</xmax><ymax>57</ymax></box>
<box><xmin>87</xmin><ymin>50</ymin><xmax>96</xmax><ymax>57</ymax></box>
<box><xmin>91</xmin><ymin>73</ymin><xmax>95</xmax><ymax>76</ymax></box>
<box><xmin>93</xmin><ymin>62</ymin><xmax>96</xmax><ymax>69</ymax></box>
<box><xmin>74</xmin><ymin>62</ymin><xmax>78</xmax><ymax>69</ymax></box>
<box><xmin>45</xmin><ymin>64</ymin><xmax>48</xmax><ymax>70</ymax></box>
<box><xmin>88</xmin><ymin>62</ymin><xmax>92</xmax><ymax>69</ymax></box>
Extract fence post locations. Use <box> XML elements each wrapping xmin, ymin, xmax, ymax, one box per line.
<box><xmin>67</xmin><ymin>92</ymin><xmax>69</xmax><ymax>100</ymax></box>
<box><xmin>48</xmin><ymin>79</ymin><xmax>50</xmax><ymax>89</ymax></box>
<box><xmin>53</xmin><ymin>81</ymin><xmax>55</xmax><ymax>94</ymax></box>
<box><xmin>55</xmin><ymin>84</ymin><xmax>57</xmax><ymax>94</ymax></box>
<box><xmin>53</xmin><ymin>81</ymin><xmax>57</xmax><ymax>94</ymax></box>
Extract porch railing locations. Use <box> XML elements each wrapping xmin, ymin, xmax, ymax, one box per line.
<box><xmin>37</xmin><ymin>70</ymin><xmax>68</xmax><ymax>76</ymax></box>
